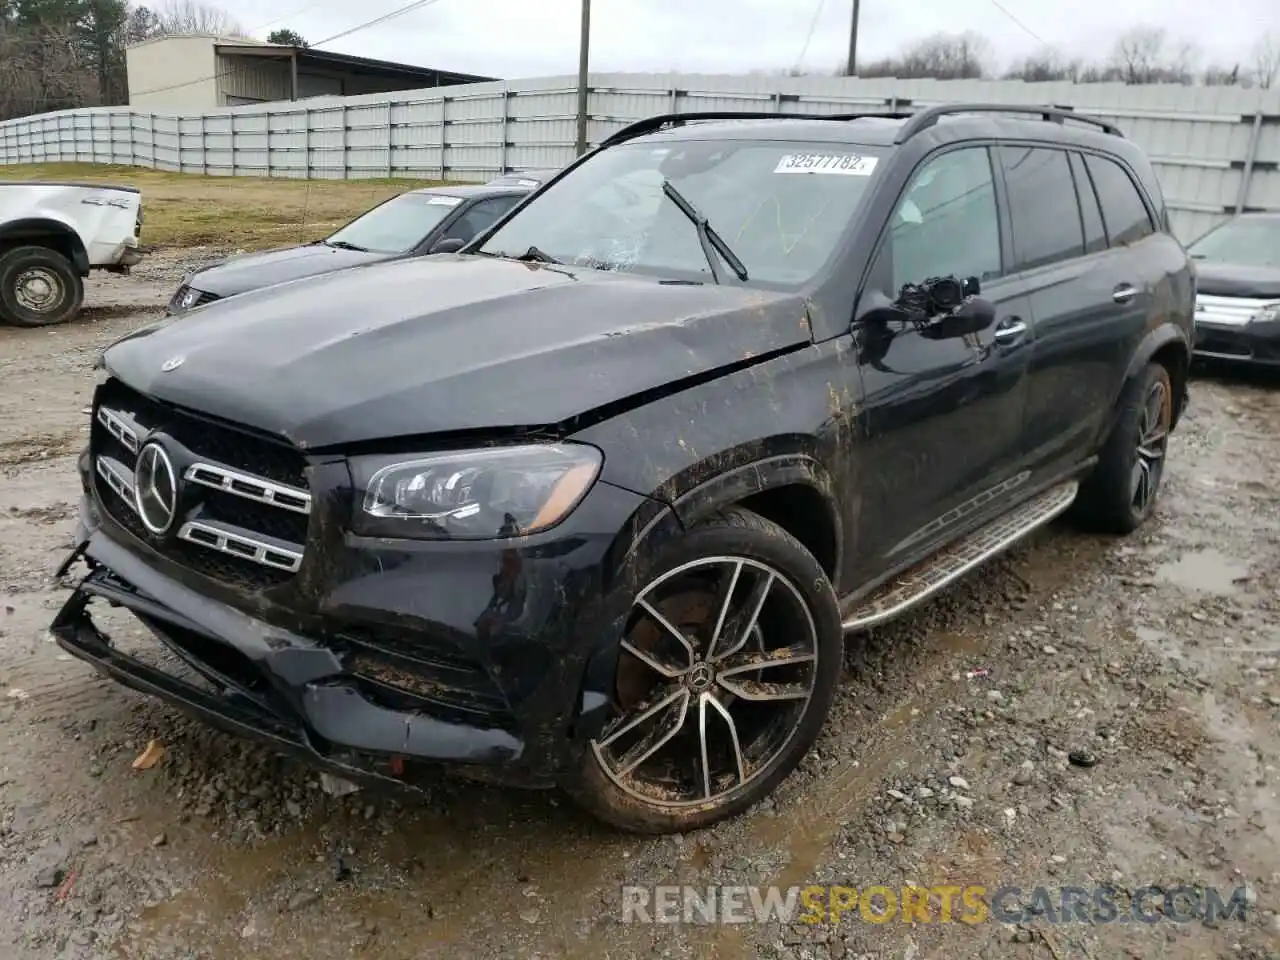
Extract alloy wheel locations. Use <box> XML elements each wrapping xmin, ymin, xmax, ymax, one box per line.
<box><xmin>591</xmin><ymin>555</ymin><xmax>820</xmax><ymax>809</ymax></box>
<box><xmin>1131</xmin><ymin>377</ymin><xmax>1170</xmax><ymax>513</ymax></box>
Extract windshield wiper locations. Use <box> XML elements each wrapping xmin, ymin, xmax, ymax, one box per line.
<box><xmin>325</xmin><ymin>239</ymin><xmax>369</xmax><ymax>252</ymax></box>
<box><xmin>661</xmin><ymin>180</ymin><xmax>748</xmax><ymax>284</ymax></box>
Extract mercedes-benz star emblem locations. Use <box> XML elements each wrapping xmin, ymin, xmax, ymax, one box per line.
<box><xmin>134</xmin><ymin>442</ymin><xmax>178</xmax><ymax>535</ymax></box>
<box><xmin>161</xmin><ymin>355</ymin><xmax>185</xmax><ymax>372</ymax></box>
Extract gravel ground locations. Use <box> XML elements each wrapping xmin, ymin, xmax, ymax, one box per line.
<box><xmin>2</xmin><ymin>255</ymin><xmax>1280</xmax><ymax>959</ymax></box>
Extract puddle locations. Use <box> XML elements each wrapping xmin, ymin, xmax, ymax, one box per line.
<box><xmin>1154</xmin><ymin>548</ymin><xmax>1249</xmax><ymax>595</ymax></box>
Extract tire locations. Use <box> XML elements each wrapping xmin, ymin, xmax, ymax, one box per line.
<box><xmin>0</xmin><ymin>246</ymin><xmax>85</xmax><ymax>328</ymax></box>
<box><xmin>1070</xmin><ymin>362</ymin><xmax>1173</xmax><ymax>535</ymax></box>
<box><xmin>566</xmin><ymin>506</ymin><xmax>843</xmax><ymax>834</ymax></box>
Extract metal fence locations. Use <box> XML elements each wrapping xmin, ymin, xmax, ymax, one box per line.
<box><xmin>2</xmin><ymin>72</ymin><xmax>1278</xmax><ymax>242</ymax></box>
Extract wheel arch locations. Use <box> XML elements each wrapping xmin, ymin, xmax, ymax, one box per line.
<box><xmin>0</xmin><ymin>218</ymin><xmax>90</xmax><ymax>274</ymax></box>
<box><xmin>1113</xmin><ymin>325</ymin><xmax>1190</xmax><ymax>438</ymax></box>
<box><xmin>612</xmin><ymin>452</ymin><xmax>843</xmax><ymax>586</ymax></box>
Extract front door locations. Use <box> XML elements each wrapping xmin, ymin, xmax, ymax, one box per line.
<box><xmin>851</xmin><ymin>144</ymin><xmax>1035</xmax><ymax>584</ymax></box>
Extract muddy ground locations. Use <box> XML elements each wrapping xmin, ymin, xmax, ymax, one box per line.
<box><xmin>2</xmin><ymin>252</ymin><xmax>1280</xmax><ymax>959</ymax></box>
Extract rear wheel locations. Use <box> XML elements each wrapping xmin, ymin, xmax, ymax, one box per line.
<box><xmin>567</xmin><ymin>507</ymin><xmax>843</xmax><ymax>834</ymax></box>
<box><xmin>1070</xmin><ymin>362</ymin><xmax>1173</xmax><ymax>534</ymax></box>
<box><xmin>0</xmin><ymin>246</ymin><xmax>84</xmax><ymax>328</ymax></box>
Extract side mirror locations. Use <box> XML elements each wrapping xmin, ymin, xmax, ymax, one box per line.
<box><xmin>920</xmin><ymin>296</ymin><xmax>997</xmax><ymax>340</ymax></box>
<box><xmin>429</xmin><ymin>237</ymin><xmax>466</xmax><ymax>255</ymax></box>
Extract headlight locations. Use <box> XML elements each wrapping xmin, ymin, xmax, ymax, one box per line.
<box><xmin>1257</xmin><ymin>302</ymin><xmax>1280</xmax><ymax>323</ymax></box>
<box><xmin>350</xmin><ymin>443</ymin><xmax>602</xmax><ymax>540</ymax></box>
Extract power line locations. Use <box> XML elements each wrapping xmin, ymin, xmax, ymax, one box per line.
<box><xmin>794</xmin><ymin>0</ymin><xmax>826</xmax><ymax>72</ymax></box>
<box><xmin>315</xmin><ymin>0</ymin><xmax>446</xmax><ymax>46</ymax></box>
<box><xmin>249</xmin><ymin>2</ymin><xmax>328</xmax><ymax>35</ymax></box>
<box><xmin>985</xmin><ymin>0</ymin><xmax>1045</xmax><ymax>46</ymax></box>
<box><xmin>129</xmin><ymin>0</ymin><xmax>450</xmax><ymax>100</ymax></box>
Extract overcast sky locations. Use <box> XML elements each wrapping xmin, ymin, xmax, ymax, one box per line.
<box><xmin>218</xmin><ymin>0</ymin><xmax>1273</xmax><ymax>79</ymax></box>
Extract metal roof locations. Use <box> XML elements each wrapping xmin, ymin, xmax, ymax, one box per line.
<box><xmin>214</xmin><ymin>43</ymin><xmax>496</xmax><ymax>86</ymax></box>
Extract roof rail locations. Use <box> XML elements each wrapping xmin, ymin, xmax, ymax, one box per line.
<box><xmin>892</xmin><ymin>103</ymin><xmax>1123</xmax><ymax>143</ymax></box>
<box><xmin>598</xmin><ymin>109</ymin><xmax>915</xmax><ymax>150</ymax></box>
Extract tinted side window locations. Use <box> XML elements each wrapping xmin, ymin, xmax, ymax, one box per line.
<box><xmin>999</xmin><ymin>146</ymin><xmax>1084</xmax><ymax>271</ymax></box>
<box><xmin>883</xmin><ymin>146</ymin><xmax>1002</xmax><ymax>292</ymax></box>
<box><xmin>1084</xmin><ymin>154</ymin><xmax>1155</xmax><ymax>246</ymax></box>
<box><xmin>441</xmin><ymin>196</ymin><xmax>522</xmax><ymax>245</ymax></box>
<box><xmin>1068</xmin><ymin>152</ymin><xmax>1107</xmax><ymax>255</ymax></box>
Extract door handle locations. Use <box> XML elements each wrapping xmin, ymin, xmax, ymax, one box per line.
<box><xmin>1113</xmin><ymin>283</ymin><xmax>1139</xmax><ymax>304</ymax></box>
<box><xmin>992</xmin><ymin>318</ymin><xmax>1027</xmax><ymax>345</ymax></box>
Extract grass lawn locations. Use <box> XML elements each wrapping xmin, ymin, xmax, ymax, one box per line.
<box><xmin>0</xmin><ymin>163</ymin><xmax>454</xmax><ymax>251</ymax></box>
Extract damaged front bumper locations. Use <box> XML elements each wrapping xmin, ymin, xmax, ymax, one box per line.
<box><xmin>52</xmin><ymin>520</ymin><xmax>534</xmax><ymax>791</ymax></box>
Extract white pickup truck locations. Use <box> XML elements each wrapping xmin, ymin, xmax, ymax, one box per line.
<box><xmin>0</xmin><ymin>181</ymin><xmax>145</xmax><ymax>327</ymax></box>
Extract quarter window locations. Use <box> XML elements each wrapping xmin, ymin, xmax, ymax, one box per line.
<box><xmin>1000</xmin><ymin>146</ymin><xmax>1084</xmax><ymax>271</ymax></box>
<box><xmin>1084</xmin><ymin>154</ymin><xmax>1156</xmax><ymax>246</ymax></box>
<box><xmin>1068</xmin><ymin>152</ymin><xmax>1108</xmax><ymax>255</ymax></box>
<box><xmin>883</xmin><ymin>146</ymin><xmax>1002</xmax><ymax>293</ymax></box>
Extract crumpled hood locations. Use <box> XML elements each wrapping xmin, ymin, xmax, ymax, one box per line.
<box><xmin>104</xmin><ymin>254</ymin><xmax>811</xmax><ymax>450</ymax></box>
<box><xmin>1194</xmin><ymin>261</ymin><xmax>1280</xmax><ymax>299</ymax></box>
<box><xmin>187</xmin><ymin>243</ymin><xmax>390</xmax><ymax>298</ymax></box>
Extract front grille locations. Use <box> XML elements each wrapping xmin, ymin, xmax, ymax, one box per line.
<box><xmin>170</xmin><ymin>285</ymin><xmax>221</xmax><ymax>311</ymax></box>
<box><xmin>91</xmin><ymin>378</ymin><xmax>311</xmax><ymax>590</ymax></box>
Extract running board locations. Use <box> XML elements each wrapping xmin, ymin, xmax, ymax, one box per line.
<box><xmin>842</xmin><ymin>480</ymin><xmax>1080</xmax><ymax>633</ymax></box>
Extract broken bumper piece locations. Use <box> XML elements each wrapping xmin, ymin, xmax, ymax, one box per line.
<box><xmin>51</xmin><ymin>531</ymin><xmax>525</xmax><ymax>790</ymax></box>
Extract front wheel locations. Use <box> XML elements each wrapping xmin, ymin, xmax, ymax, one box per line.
<box><xmin>567</xmin><ymin>507</ymin><xmax>843</xmax><ymax>834</ymax></box>
<box><xmin>1070</xmin><ymin>361</ymin><xmax>1173</xmax><ymax>534</ymax></box>
<box><xmin>0</xmin><ymin>246</ymin><xmax>85</xmax><ymax>328</ymax></box>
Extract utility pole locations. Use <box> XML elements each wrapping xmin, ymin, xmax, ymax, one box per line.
<box><xmin>575</xmin><ymin>0</ymin><xmax>591</xmax><ymax>155</ymax></box>
<box><xmin>845</xmin><ymin>0</ymin><xmax>860</xmax><ymax>76</ymax></box>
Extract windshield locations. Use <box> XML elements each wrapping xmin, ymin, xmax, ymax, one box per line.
<box><xmin>326</xmin><ymin>193</ymin><xmax>462</xmax><ymax>254</ymax></box>
<box><xmin>476</xmin><ymin>138</ymin><xmax>885</xmax><ymax>287</ymax></box>
<box><xmin>1189</xmin><ymin>218</ymin><xmax>1280</xmax><ymax>268</ymax></box>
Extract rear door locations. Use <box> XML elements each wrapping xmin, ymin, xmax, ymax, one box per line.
<box><xmin>1000</xmin><ymin>145</ymin><xmax>1146</xmax><ymax>483</ymax></box>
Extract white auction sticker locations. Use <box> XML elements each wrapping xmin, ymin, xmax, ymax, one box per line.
<box><xmin>425</xmin><ymin>195</ymin><xmax>463</xmax><ymax>206</ymax></box>
<box><xmin>774</xmin><ymin>153</ymin><xmax>878</xmax><ymax>176</ymax></box>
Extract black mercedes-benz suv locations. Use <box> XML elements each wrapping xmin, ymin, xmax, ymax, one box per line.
<box><xmin>53</xmin><ymin>105</ymin><xmax>1195</xmax><ymax>834</ymax></box>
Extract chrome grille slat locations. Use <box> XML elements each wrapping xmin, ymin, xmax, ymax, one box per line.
<box><xmin>97</xmin><ymin>406</ymin><xmax>139</xmax><ymax>454</ymax></box>
<box><xmin>92</xmin><ymin>395</ymin><xmax>310</xmax><ymax>583</ymax></box>
<box><xmin>184</xmin><ymin>462</ymin><xmax>312</xmax><ymax>515</ymax></box>
<box><xmin>1196</xmin><ymin>294</ymin><xmax>1276</xmax><ymax>326</ymax></box>
<box><xmin>96</xmin><ymin>456</ymin><xmax>137</xmax><ymax>508</ymax></box>
<box><xmin>178</xmin><ymin>519</ymin><xmax>303</xmax><ymax>573</ymax></box>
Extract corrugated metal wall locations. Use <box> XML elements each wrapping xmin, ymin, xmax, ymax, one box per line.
<box><xmin>2</xmin><ymin>72</ymin><xmax>1277</xmax><ymax>241</ymax></box>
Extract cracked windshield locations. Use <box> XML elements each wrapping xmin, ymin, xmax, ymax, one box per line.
<box><xmin>478</xmin><ymin>139</ymin><xmax>884</xmax><ymax>285</ymax></box>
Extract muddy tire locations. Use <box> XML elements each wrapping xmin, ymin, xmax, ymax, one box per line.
<box><xmin>567</xmin><ymin>507</ymin><xmax>843</xmax><ymax>834</ymax></box>
<box><xmin>1070</xmin><ymin>362</ymin><xmax>1173</xmax><ymax>535</ymax></box>
<box><xmin>0</xmin><ymin>246</ymin><xmax>84</xmax><ymax>328</ymax></box>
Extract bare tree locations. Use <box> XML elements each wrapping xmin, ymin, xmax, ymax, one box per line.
<box><xmin>152</xmin><ymin>0</ymin><xmax>247</xmax><ymax>37</ymax></box>
<box><xmin>1202</xmin><ymin>63</ymin><xmax>1241</xmax><ymax>86</ymax></box>
<box><xmin>1113</xmin><ymin>26</ymin><xmax>1167</xmax><ymax>83</ymax></box>
<box><xmin>851</xmin><ymin>31</ymin><xmax>992</xmax><ymax>80</ymax></box>
<box><xmin>1252</xmin><ymin>32</ymin><xmax>1279</xmax><ymax>88</ymax></box>
<box><xmin>1003</xmin><ymin>49</ymin><xmax>1083</xmax><ymax>83</ymax></box>
<box><xmin>1110</xmin><ymin>26</ymin><xmax>1196</xmax><ymax>84</ymax></box>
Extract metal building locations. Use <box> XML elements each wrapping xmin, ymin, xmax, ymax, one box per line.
<box><xmin>125</xmin><ymin>35</ymin><xmax>495</xmax><ymax>111</ymax></box>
